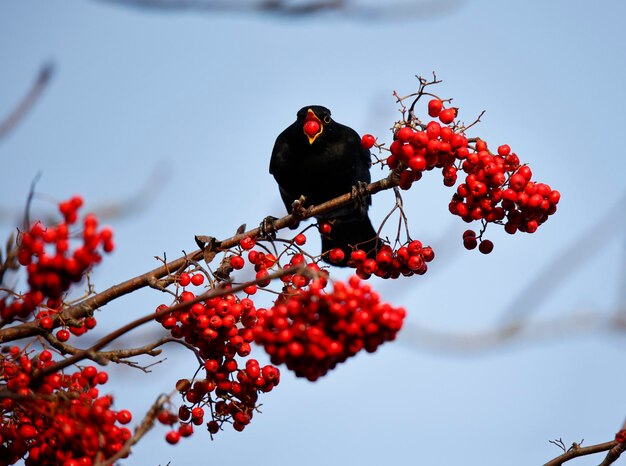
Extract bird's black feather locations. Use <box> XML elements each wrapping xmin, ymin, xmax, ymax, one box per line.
<box><xmin>269</xmin><ymin>105</ymin><xmax>379</xmax><ymax>266</ymax></box>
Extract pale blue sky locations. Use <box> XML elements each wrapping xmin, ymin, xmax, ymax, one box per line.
<box><xmin>1</xmin><ymin>1</ymin><xmax>625</xmax><ymax>465</ymax></box>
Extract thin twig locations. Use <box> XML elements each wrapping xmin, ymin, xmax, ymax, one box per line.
<box><xmin>544</xmin><ymin>440</ymin><xmax>618</xmax><ymax>466</ymax></box>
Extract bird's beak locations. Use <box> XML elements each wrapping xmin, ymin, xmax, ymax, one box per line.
<box><xmin>303</xmin><ymin>109</ymin><xmax>323</xmax><ymax>144</ymax></box>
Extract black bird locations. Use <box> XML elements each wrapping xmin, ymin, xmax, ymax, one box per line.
<box><xmin>269</xmin><ymin>105</ymin><xmax>378</xmax><ymax>266</ymax></box>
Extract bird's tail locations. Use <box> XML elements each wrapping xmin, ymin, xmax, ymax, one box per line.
<box><xmin>320</xmin><ymin>216</ymin><xmax>379</xmax><ymax>267</ymax></box>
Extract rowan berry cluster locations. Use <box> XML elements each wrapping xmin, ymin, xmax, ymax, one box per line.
<box><xmin>314</xmin><ymin>223</ymin><xmax>435</xmax><ymax>279</ymax></box>
<box><xmin>155</xmin><ymin>274</ymin><xmax>280</xmax><ymax>439</ymax></box>
<box><xmin>345</xmin><ymin>241</ymin><xmax>434</xmax><ymax>279</ymax></box>
<box><xmin>237</xmin><ymin>233</ymin><xmax>329</xmax><ymax>296</ymax></box>
<box><xmin>253</xmin><ymin>276</ymin><xmax>406</xmax><ymax>381</ymax></box>
<box><xmin>1</xmin><ymin>196</ymin><xmax>113</xmax><ymax>328</ymax></box>
<box><xmin>0</xmin><ymin>347</ymin><xmax>131</xmax><ymax>465</ymax></box>
<box><xmin>380</xmin><ymin>120</ymin><xmax>464</xmax><ymax>191</ymax></box>
<box><xmin>362</xmin><ymin>93</ymin><xmax>560</xmax><ymax>253</ymax></box>
<box><xmin>448</xmin><ymin>140</ymin><xmax>560</xmax><ymax>243</ymax></box>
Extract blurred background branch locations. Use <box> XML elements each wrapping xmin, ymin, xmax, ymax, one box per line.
<box><xmin>94</xmin><ymin>0</ymin><xmax>467</xmax><ymax>20</ymax></box>
<box><xmin>0</xmin><ymin>62</ymin><xmax>54</xmax><ymax>142</ymax></box>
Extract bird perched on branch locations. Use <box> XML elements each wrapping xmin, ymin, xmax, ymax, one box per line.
<box><xmin>269</xmin><ymin>105</ymin><xmax>379</xmax><ymax>266</ymax></box>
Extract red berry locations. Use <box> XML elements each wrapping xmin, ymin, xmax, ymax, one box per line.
<box><xmin>244</xmin><ymin>285</ymin><xmax>257</xmax><ymax>295</ymax></box>
<box><xmin>256</xmin><ymin>269</ymin><xmax>271</xmax><ymax>287</ymax></box>
<box><xmin>304</xmin><ymin>120</ymin><xmax>320</xmax><ymax>138</ymax></box>
<box><xmin>548</xmin><ymin>190</ymin><xmax>561</xmax><ymax>205</ymax></box>
<box><xmin>179</xmin><ymin>423</ymin><xmax>194</xmax><ymax>437</ymax></box>
<box><xmin>407</xmin><ymin>255</ymin><xmax>424</xmax><ymax>271</ymax></box>
<box><xmin>396</xmin><ymin>126</ymin><xmax>414</xmax><ymax>143</ymax></box>
<box><xmin>463</xmin><ymin>229</ymin><xmax>476</xmax><ymax>239</ymax></box>
<box><xmin>463</xmin><ymin>237</ymin><xmax>477</xmax><ymax>250</ymax></box>
<box><xmin>39</xmin><ymin>349</ymin><xmax>53</xmax><ymax>362</ymax></box>
<box><xmin>294</xmin><ymin>233</ymin><xmax>307</xmax><ymax>246</ymax></box>
<box><xmin>179</xmin><ymin>272</ymin><xmax>191</xmax><ymax>287</ymax></box>
<box><xmin>497</xmin><ymin>144</ymin><xmax>511</xmax><ymax>156</ymax></box>
<box><xmin>240</xmin><ymin>236</ymin><xmax>256</xmax><ymax>250</ymax></box>
<box><xmin>96</xmin><ymin>371</ymin><xmax>109</xmax><ymax>384</ymax></box>
<box><xmin>509</xmin><ymin>173</ymin><xmax>526</xmax><ymax>191</ymax></box>
<box><xmin>361</xmin><ymin>134</ymin><xmax>376</xmax><ymax>149</ymax></box>
<box><xmin>439</xmin><ymin>108</ymin><xmax>457</xmax><ymax>124</ymax></box>
<box><xmin>478</xmin><ymin>240</ymin><xmax>494</xmax><ymax>254</ymax></box>
<box><xmin>82</xmin><ymin>365</ymin><xmax>98</xmax><ymax>379</ymax></box>
<box><xmin>191</xmin><ymin>407</ymin><xmax>204</xmax><ymax>419</ymax></box>
<box><xmin>18</xmin><ymin>423</ymin><xmax>38</xmax><ymax>439</ymax></box>
<box><xmin>40</xmin><ymin>316</ymin><xmax>54</xmax><ymax>329</ymax></box>
<box><xmin>180</xmin><ymin>291</ymin><xmax>195</xmax><ymax>302</ymax></box>
<box><xmin>319</xmin><ymin>222</ymin><xmax>332</xmax><ymax>235</ymax></box>
<box><xmin>230</xmin><ymin>255</ymin><xmax>245</xmax><ymax>269</ymax></box>
<box><xmin>191</xmin><ymin>274</ymin><xmax>205</xmax><ymax>286</ymax></box>
<box><xmin>408</xmin><ymin>155</ymin><xmax>426</xmax><ymax>172</ymax></box>
<box><xmin>329</xmin><ymin>248</ymin><xmax>345</xmax><ymax>263</ymax></box>
<box><xmin>208</xmin><ymin>420</ymin><xmax>220</xmax><ymax>434</ymax></box>
<box><xmin>518</xmin><ymin>166</ymin><xmax>532</xmax><ymax>181</ymax></box>
<box><xmin>165</xmin><ymin>430</ymin><xmax>181</xmax><ymax>444</ymax></box>
<box><xmin>56</xmin><ymin>329</ymin><xmax>70</xmax><ymax>342</ymax></box>
<box><xmin>421</xmin><ymin>246</ymin><xmax>435</xmax><ymax>262</ymax></box>
<box><xmin>117</xmin><ymin>409</ymin><xmax>132</xmax><ymax>424</ymax></box>
<box><xmin>376</xmin><ymin>249</ymin><xmax>392</xmax><ymax>267</ymax></box>
<box><xmin>525</xmin><ymin>219</ymin><xmax>538</xmax><ymax>233</ymax></box>
<box><xmin>428</xmin><ymin>99</ymin><xmax>443</xmax><ymax>118</ymax></box>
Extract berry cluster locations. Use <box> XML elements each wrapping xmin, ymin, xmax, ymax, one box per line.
<box><xmin>0</xmin><ymin>347</ymin><xmax>131</xmax><ymax>465</ymax></box>
<box><xmin>385</xmin><ymin>119</ymin><xmax>465</xmax><ymax>190</ymax></box>
<box><xmin>363</xmin><ymin>96</ymin><xmax>560</xmax><ymax>252</ymax></box>
<box><xmin>1</xmin><ymin>196</ymin><xmax>114</xmax><ymax>326</ymax></box>
<box><xmin>449</xmin><ymin>141</ymin><xmax>560</xmax><ymax>242</ymax></box>
<box><xmin>341</xmin><ymin>241</ymin><xmax>434</xmax><ymax>280</ymax></box>
<box><xmin>253</xmin><ymin>276</ymin><xmax>406</xmax><ymax>381</ymax></box>
<box><xmin>236</xmin><ymin>233</ymin><xmax>329</xmax><ymax>295</ymax></box>
<box><xmin>156</xmin><ymin>276</ymin><xmax>280</xmax><ymax>438</ymax></box>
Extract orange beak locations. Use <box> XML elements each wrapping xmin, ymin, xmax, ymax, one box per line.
<box><xmin>303</xmin><ymin>109</ymin><xmax>323</xmax><ymax>144</ymax></box>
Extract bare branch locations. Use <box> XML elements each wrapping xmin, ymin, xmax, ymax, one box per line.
<box><xmin>0</xmin><ymin>63</ymin><xmax>54</xmax><ymax>141</ymax></box>
<box><xmin>400</xmin><ymin>310</ymin><xmax>624</xmax><ymax>354</ymax></box>
<box><xmin>544</xmin><ymin>440</ymin><xmax>619</xmax><ymax>466</ymax></box>
<box><xmin>0</xmin><ymin>164</ymin><xmax>168</xmax><ymax>226</ymax></box>
<box><xmin>93</xmin><ymin>0</ymin><xmax>467</xmax><ymax>21</ymax></box>
<box><xmin>498</xmin><ymin>190</ymin><xmax>626</xmax><ymax>326</ymax></box>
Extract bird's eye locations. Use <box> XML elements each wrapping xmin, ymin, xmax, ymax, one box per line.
<box><xmin>323</xmin><ymin>115</ymin><xmax>331</xmax><ymax>124</ymax></box>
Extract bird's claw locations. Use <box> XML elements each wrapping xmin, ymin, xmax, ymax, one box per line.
<box><xmin>351</xmin><ymin>181</ymin><xmax>370</xmax><ymax>213</ymax></box>
<box><xmin>287</xmin><ymin>195</ymin><xmax>307</xmax><ymax>229</ymax></box>
<box><xmin>259</xmin><ymin>216</ymin><xmax>278</xmax><ymax>240</ymax></box>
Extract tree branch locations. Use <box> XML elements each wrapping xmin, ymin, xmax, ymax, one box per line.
<box><xmin>599</xmin><ymin>438</ymin><xmax>626</xmax><ymax>466</ymax></box>
<box><xmin>31</xmin><ymin>264</ymin><xmax>306</xmax><ymax>378</ymax></box>
<box><xmin>544</xmin><ymin>440</ymin><xmax>619</xmax><ymax>466</ymax></box>
<box><xmin>0</xmin><ymin>172</ymin><xmax>399</xmax><ymax>344</ymax></box>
